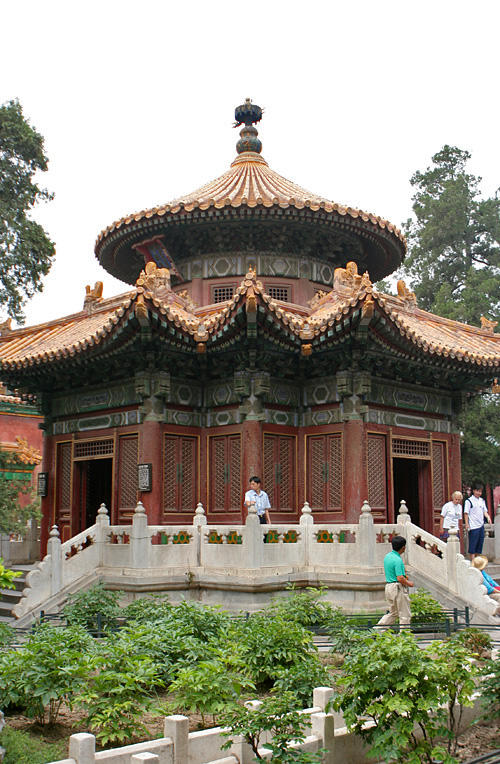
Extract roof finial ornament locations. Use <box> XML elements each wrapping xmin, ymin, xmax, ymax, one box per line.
<box><xmin>234</xmin><ymin>98</ymin><xmax>263</xmax><ymax>155</ymax></box>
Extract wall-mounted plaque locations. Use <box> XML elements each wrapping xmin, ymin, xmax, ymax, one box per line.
<box><xmin>137</xmin><ymin>463</ymin><xmax>152</xmax><ymax>492</ymax></box>
<box><xmin>37</xmin><ymin>472</ymin><xmax>48</xmax><ymax>497</ymax></box>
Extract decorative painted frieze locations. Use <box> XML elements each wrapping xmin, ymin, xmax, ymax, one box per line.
<box><xmin>52</xmin><ymin>409</ymin><xmax>139</xmax><ymax>435</ymax></box>
<box><xmin>366</xmin><ymin>408</ymin><xmax>451</xmax><ymax>433</ymax></box>
<box><xmin>52</xmin><ymin>382</ymin><xmax>140</xmax><ymax>417</ymax></box>
<box><xmin>304</xmin><ymin>377</ymin><xmax>339</xmax><ymax>407</ymax></box>
<box><xmin>369</xmin><ymin>380</ymin><xmax>452</xmax><ymax>415</ymax></box>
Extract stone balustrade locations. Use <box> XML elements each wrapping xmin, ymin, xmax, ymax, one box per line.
<box><xmin>10</xmin><ymin>500</ymin><xmax>500</xmax><ymax>625</ymax></box>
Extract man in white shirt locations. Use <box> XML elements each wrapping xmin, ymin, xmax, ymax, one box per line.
<box><xmin>244</xmin><ymin>476</ymin><xmax>271</xmax><ymax>524</ymax></box>
<box><xmin>464</xmin><ymin>482</ymin><xmax>491</xmax><ymax>560</ymax></box>
<box><xmin>439</xmin><ymin>491</ymin><xmax>463</xmax><ymax>540</ymax></box>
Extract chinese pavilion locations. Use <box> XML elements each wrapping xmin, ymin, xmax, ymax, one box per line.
<box><xmin>1</xmin><ymin>100</ymin><xmax>499</xmax><ymax>554</ymax></box>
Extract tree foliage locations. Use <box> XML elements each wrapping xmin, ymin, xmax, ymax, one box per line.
<box><xmin>459</xmin><ymin>393</ymin><xmax>500</xmax><ymax>487</ymax></box>
<box><xmin>401</xmin><ymin>145</ymin><xmax>500</xmax><ymax>325</ymax></box>
<box><xmin>0</xmin><ymin>99</ymin><xmax>55</xmax><ymax>322</ymax></box>
<box><xmin>0</xmin><ymin>449</ymin><xmax>41</xmax><ymax>535</ymax></box>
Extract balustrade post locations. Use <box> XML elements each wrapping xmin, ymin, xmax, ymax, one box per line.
<box><xmin>47</xmin><ymin>525</ymin><xmax>63</xmax><ymax>596</ymax></box>
<box><xmin>396</xmin><ymin>499</ymin><xmax>410</xmax><ymax>529</ymax></box>
<box><xmin>95</xmin><ymin>503</ymin><xmax>110</xmax><ymax>567</ymax></box>
<box><xmin>300</xmin><ymin>501</ymin><xmax>313</xmax><ymax>566</ymax></box>
<box><xmin>495</xmin><ymin>504</ymin><xmax>500</xmax><ymax>563</ymax></box>
<box><xmin>193</xmin><ymin>503</ymin><xmax>206</xmax><ymax>567</ymax></box>
<box><xmin>164</xmin><ymin>715</ymin><xmax>189</xmax><ymax>764</ymax></box>
<box><xmin>130</xmin><ymin>501</ymin><xmax>150</xmax><ymax>569</ymax></box>
<box><xmin>68</xmin><ymin>732</ymin><xmax>96</xmax><ymax>764</ymax></box>
<box><xmin>311</xmin><ymin>711</ymin><xmax>335</xmax><ymax>764</ymax></box>
<box><xmin>245</xmin><ymin>505</ymin><xmax>262</xmax><ymax>568</ymax></box>
<box><xmin>445</xmin><ymin>527</ymin><xmax>460</xmax><ymax>593</ymax></box>
<box><xmin>358</xmin><ymin>500</ymin><xmax>375</xmax><ymax>567</ymax></box>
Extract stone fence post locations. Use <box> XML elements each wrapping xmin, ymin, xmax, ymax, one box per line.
<box><xmin>357</xmin><ymin>500</ymin><xmax>375</xmax><ymax>567</ymax></box>
<box><xmin>130</xmin><ymin>501</ymin><xmax>150</xmax><ymax>569</ymax></box>
<box><xmin>495</xmin><ymin>504</ymin><xmax>500</xmax><ymax>563</ymax></box>
<box><xmin>68</xmin><ymin>732</ymin><xmax>96</xmax><ymax>764</ymax></box>
<box><xmin>47</xmin><ymin>525</ymin><xmax>63</xmax><ymax>596</ymax></box>
<box><xmin>193</xmin><ymin>503</ymin><xmax>206</xmax><ymax>566</ymax></box>
<box><xmin>95</xmin><ymin>503</ymin><xmax>110</xmax><ymax>567</ymax></box>
<box><xmin>244</xmin><ymin>505</ymin><xmax>262</xmax><ymax>568</ymax></box>
<box><xmin>300</xmin><ymin>501</ymin><xmax>313</xmax><ymax>566</ymax></box>
<box><xmin>445</xmin><ymin>527</ymin><xmax>460</xmax><ymax>594</ymax></box>
<box><xmin>164</xmin><ymin>715</ymin><xmax>189</xmax><ymax>764</ymax></box>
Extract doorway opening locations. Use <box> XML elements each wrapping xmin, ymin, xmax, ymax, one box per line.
<box><xmin>75</xmin><ymin>458</ymin><xmax>113</xmax><ymax>532</ymax></box>
<box><xmin>392</xmin><ymin>457</ymin><xmax>430</xmax><ymax>527</ymax></box>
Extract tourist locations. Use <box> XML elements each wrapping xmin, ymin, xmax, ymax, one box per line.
<box><xmin>244</xmin><ymin>476</ymin><xmax>271</xmax><ymax>525</ymax></box>
<box><xmin>471</xmin><ymin>556</ymin><xmax>500</xmax><ymax>615</ymax></box>
<box><xmin>375</xmin><ymin>535</ymin><xmax>414</xmax><ymax>631</ymax></box>
<box><xmin>439</xmin><ymin>490</ymin><xmax>463</xmax><ymax>540</ymax></box>
<box><xmin>464</xmin><ymin>481</ymin><xmax>491</xmax><ymax>559</ymax></box>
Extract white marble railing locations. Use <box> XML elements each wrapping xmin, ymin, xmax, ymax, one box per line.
<box><xmin>11</xmin><ymin>499</ymin><xmax>500</xmax><ymax>623</ymax></box>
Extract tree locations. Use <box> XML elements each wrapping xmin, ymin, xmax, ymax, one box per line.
<box><xmin>401</xmin><ymin>145</ymin><xmax>500</xmax><ymax>326</ymax></box>
<box><xmin>459</xmin><ymin>394</ymin><xmax>500</xmax><ymax>487</ymax></box>
<box><xmin>0</xmin><ymin>99</ymin><xmax>55</xmax><ymax>323</ymax></box>
<box><xmin>0</xmin><ymin>449</ymin><xmax>41</xmax><ymax>536</ymax></box>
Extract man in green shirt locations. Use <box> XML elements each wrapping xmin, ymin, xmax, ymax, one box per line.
<box><xmin>375</xmin><ymin>535</ymin><xmax>414</xmax><ymax>631</ymax></box>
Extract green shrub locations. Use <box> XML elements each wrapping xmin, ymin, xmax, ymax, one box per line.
<box><xmin>271</xmin><ymin>651</ymin><xmax>329</xmax><ymax>706</ymax></box>
<box><xmin>480</xmin><ymin>656</ymin><xmax>500</xmax><ymax>720</ymax></box>
<box><xmin>167</xmin><ymin>655</ymin><xmax>254</xmax><ymax>726</ymax></box>
<box><xmin>332</xmin><ymin>630</ymin><xmax>477</xmax><ymax>763</ymax></box>
<box><xmin>170</xmin><ymin>600</ymin><xmax>232</xmax><ymax>642</ymax></box>
<box><xmin>63</xmin><ymin>582</ymin><xmax>120</xmax><ymax>633</ymax></box>
<box><xmin>220</xmin><ymin>692</ymin><xmax>324</xmax><ymax>764</ymax></box>
<box><xmin>122</xmin><ymin>595</ymin><xmax>172</xmax><ymax>623</ymax></box>
<box><xmin>409</xmin><ymin>588</ymin><xmax>445</xmax><ymax>623</ymax></box>
<box><xmin>0</xmin><ymin>559</ymin><xmax>21</xmax><ymax>590</ymax></box>
<box><xmin>268</xmin><ymin>586</ymin><xmax>336</xmax><ymax>629</ymax></box>
<box><xmin>0</xmin><ymin>725</ymin><xmax>68</xmax><ymax>764</ymax></box>
<box><xmin>0</xmin><ymin>623</ymin><xmax>94</xmax><ymax>725</ymax></box>
<box><xmin>236</xmin><ymin>614</ymin><xmax>317</xmax><ymax>689</ymax></box>
<box><xmin>0</xmin><ymin>621</ymin><xmax>14</xmax><ymax>647</ymax></box>
<box><xmin>75</xmin><ymin>639</ymin><xmax>164</xmax><ymax>745</ymax></box>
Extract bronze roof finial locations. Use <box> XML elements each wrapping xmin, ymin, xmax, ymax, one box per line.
<box><xmin>234</xmin><ymin>98</ymin><xmax>263</xmax><ymax>155</ymax></box>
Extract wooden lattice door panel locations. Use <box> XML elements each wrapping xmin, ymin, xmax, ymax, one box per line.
<box><xmin>306</xmin><ymin>434</ymin><xmax>342</xmax><ymax>512</ymax></box>
<box><xmin>163</xmin><ymin>435</ymin><xmax>198</xmax><ymax>514</ymax></box>
<box><xmin>117</xmin><ymin>435</ymin><xmax>138</xmax><ymax>521</ymax></box>
<box><xmin>431</xmin><ymin>441</ymin><xmax>446</xmax><ymax>522</ymax></box>
<box><xmin>56</xmin><ymin>442</ymin><xmax>72</xmax><ymax>536</ymax></box>
<box><xmin>263</xmin><ymin>434</ymin><xmax>295</xmax><ymax>512</ymax></box>
<box><xmin>208</xmin><ymin>434</ymin><xmax>241</xmax><ymax>513</ymax></box>
<box><xmin>367</xmin><ymin>434</ymin><xmax>388</xmax><ymax>512</ymax></box>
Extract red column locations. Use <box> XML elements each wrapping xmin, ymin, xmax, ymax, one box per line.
<box><xmin>40</xmin><ymin>432</ymin><xmax>54</xmax><ymax>556</ymax></box>
<box><xmin>138</xmin><ymin>420</ymin><xmax>163</xmax><ymax>525</ymax></box>
<box><xmin>241</xmin><ymin>419</ymin><xmax>263</xmax><ymax>521</ymax></box>
<box><xmin>343</xmin><ymin>419</ymin><xmax>368</xmax><ymax>522</ymax></box>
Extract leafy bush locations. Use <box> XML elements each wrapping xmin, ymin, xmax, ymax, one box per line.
<box><xmin>0</xmin><ymin>623</ymin><xmax>93</xmax><ymax>725</ymax></box>
<box><xmin>220</xmin><ymin>692</ymin><xmax>324</xmax><ymax>764</ymax></box>
<box><xmin>332</xmin><ymin>630</ymin><xmax>477</xmax><ymax>763</ymax></box>
<box><xmin>122</xmin><ymin>595</ymin><xmax>172</xmax><ymax>623</ymax></box>
<box><xmin>170</xmin><ymin>600</ymin><xmax>232</xmax><ymax>642</ymax></box>
<box><xmin>0</xmin><ymin>621</ymin><xmax>14</xmax><ymax>646</ymax></box>
<box><xmin>480</xmin><ymin>655</ymin><xmax>500</xmax><ymax>720</ymax></box>
<box><xmin>63</xmin><ymin>582</ymin><xmax>120</xmax><ymax>633</ymax></box>
<box><xmin>168</xmin><ymin>655</ymin><xmax>254</xmax><ymax>726</ymax></box>
<box><xmin>271</xmin><ymin>651</ymin><xmax>329</xmax><ymax>706</ymax></box>
<box><xmin>267</xmin><ymin>586</ymin><xmax>336</xmax><ymax>630</ymax></box>
<box><xmin>236</xmin><ymin>614</ymin><xmax>317</xmax><ymax>689</ymax></box>
<box><xmin>0</xmin><ymin>726</ymin><xmax>68</xmax><ymax>764</ymax></box>
<box><xmin>409</xmin><ymin>588</ymin><xmax>445</xmax><ymax>623</ymax></box>
<box><xmin>0</xmin><ymin>559</ymin><xmax>21</xmax><ymax>590</ymax></box>
<box><xmin>455</xmin><ymin>627</ymin><xmax>492</xmax><ymax>657</ymax></box>
<box><xmin>75</xmin><ymin>639</ymin><xmax>164</xmax><ymax>745</ymax></box>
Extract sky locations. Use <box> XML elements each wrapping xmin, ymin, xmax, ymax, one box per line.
<box><xmin>2</xmin><ymin>0</ymin><xmax>499</xmax><ymax>328</ymax></box>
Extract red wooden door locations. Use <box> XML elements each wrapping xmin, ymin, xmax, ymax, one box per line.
<box><xmin>209</xmin><ymin>434</ymin><xmax>241</xmax><ymax>513</ymax></box>
<box><xmin>263</xmin><ymin>434</ymin><xmax>295</xmax><ymax>512</ymax></box>
<box><xmin>306</xmin><ymin>434</ymin><xmax>342</xmax><ymax>512</ymax></box>
<box><xmin>163</xmin><ymin>434</ymin><xmax>198</xmax><ymax>513</ymax></box>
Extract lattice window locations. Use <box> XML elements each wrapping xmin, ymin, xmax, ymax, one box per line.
<box><xmin>431</xmin><ymin>442</ymin><xmax>446</xmax><ymax>510</ymax></box>
<box><xmin>279</xmin><ymin>437</ymin><xmax>292</xmax><ymax>509</ymax></box>
<box><xmin>212</xmin><ymin>285</ymin><xmax>234</xmax><ymax>303</ymax></box>
<box><xmin>213</xmin><ymin>438</ymin><xmax>226</xmax><ymax>510</ymax></box>
<box><xmin>163</xmin><ymin>436</ymin><xmax>177</xmax><ymax>512</ymax></box>
<box><xmin>118</xmin><ymin>436</ymin><xmax>138</xmax><ymax>510</ymax></box>
<box><xmin>263</xmin><ymin>436</ymin><xmax>274</xmax><ymax>499</ymax></box>
<box><xmin>267</xmin><ymin>286</ymin><xmax>290</xmax><ymax>302</ymax></box>
<box><xmin>74</xmin><ymin>439</ymin><xmax>114</xmax><ymax>459</ymax></box>
<box><xmin>181</xmin><ymin>438</ymin><xmax>196</xmax><ymax>510</ymax></box>
<box><xmin>58</xmin><ymin>442</ymin><xmax>72</xmax><ymax>511</ymax></box>
<box><xmin>392</xmin><ymin>438</ymin><xmax>430</xmax><ymax>458</ymax></box>
<box><xmin>228</xmin><ymin>437</ymin><xmax>241</xmax><ymax>511</ymax></box>
<box><xmin>367</xmin><ymin>434</ymin><xmax>387</xmax><ymax>510</ymax></box>
<box><xmin>327</xmin><ymin>436</ymin><xmax>343</xmax><ymax>509</ymax></box>
<box><xmin>310</xmin><ymin>438</ymin><xmax>324</xmax><ymax>508</ymax></box>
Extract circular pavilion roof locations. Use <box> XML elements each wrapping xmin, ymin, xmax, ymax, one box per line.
<box><xmin>95</xmin><ymin>101</ymin><xmax>406</xmax><ymax>286</ymax></box>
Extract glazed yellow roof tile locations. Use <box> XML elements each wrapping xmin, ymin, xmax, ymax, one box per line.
<box><xmin>95</xmin><ymin>152</ymin><xmax>405</xmax><ymax>246</ymax></box>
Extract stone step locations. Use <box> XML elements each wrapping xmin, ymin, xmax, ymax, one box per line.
<box><xmin>0</xmin><ymin>563</ymin><xmax>37</xmax><ymax>623</ymax></box>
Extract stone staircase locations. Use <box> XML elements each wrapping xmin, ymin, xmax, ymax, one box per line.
<box><xmin>0</xmin><ymin>564</ymin><xmax>37</xmax><ymax>623</ymax></box>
